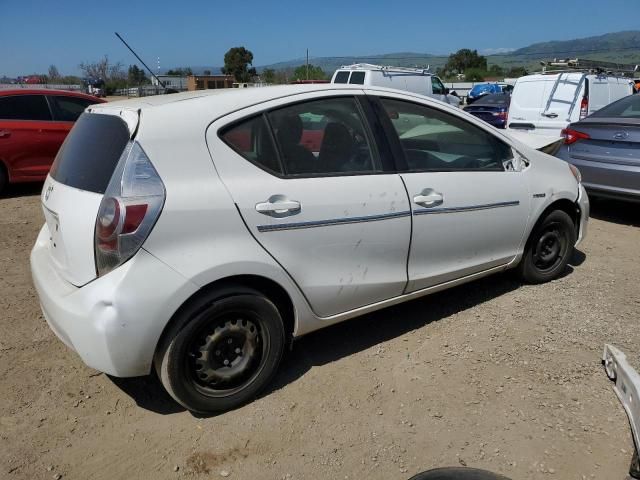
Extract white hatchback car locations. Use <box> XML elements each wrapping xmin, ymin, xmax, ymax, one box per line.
<box><xmin>31</xmin><ymin>85</ymin><xmax>589</xmax><ymax>413</ymax></box>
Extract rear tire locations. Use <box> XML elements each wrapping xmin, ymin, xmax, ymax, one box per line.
<box><xmin>517</xmin><ymin>209</ymin><xmax>576</xmax><ymax>284</ymax></box>
<box><xmin>0</xmin><ymin>163</ymin><xmax>7</xmax><ymax>195</ymax></box>
<box><xmin>155</xmin><ymin>290</ymin><xmax>285</xmax><ymax>414</ymax></box>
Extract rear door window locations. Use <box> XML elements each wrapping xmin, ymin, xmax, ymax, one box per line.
<box><xmin>49</xmin><ymin>113</ymin><xmax>130</xmax><ymax>193</ymax></box>
<box><xmin>349</xmin><ymin>72</ymin><xmax>366</xmax><ymax>85</ymax></box>
<box><xmin>0</xmin><ymin>94</ymin><xmax>52</xmax><ymax>120</ymax></box>
<box><xmin>49</xmin><ymin>95</ymin><xmax>95</xmax><ymax>122</ymax></box>
<box><xmin>220</xmin><ymin>115</ymin><xmax>282</xmax><ymax>174</ymax></box>
<box><xmin>267</xmin><ymin>97</ymin><xmax>379</xmax><ymax>176</ymax></box>
<box><xmin>333</xmin><ymin>71</ymin><xmax>350</xmax><ymax>84</ymax></box>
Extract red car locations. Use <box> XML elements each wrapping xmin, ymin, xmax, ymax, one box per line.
<box><xmin>0</xmin><ymin>89</ymin><xmax>106</xmax><ymax>193</ymax></box>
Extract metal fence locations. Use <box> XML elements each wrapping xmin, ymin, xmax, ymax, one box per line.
<box><xmin>114</xmin><ymin>85</ymin><xmax>188</xmax><ymax>97</ymax></box>
<box><xmin>0</xmin><ymin>83</ymin><xmax>82</xmax><ymax>91</ymax></box>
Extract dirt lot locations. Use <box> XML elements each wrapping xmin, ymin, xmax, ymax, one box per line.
<box><xmin>1</xmin><ymin>183</ymin><xmax>639</xmax><ymax>480</ymax></box>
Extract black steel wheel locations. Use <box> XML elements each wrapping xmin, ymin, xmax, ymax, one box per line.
<box><xmin>155</xmin><ymin>290</ymin><xmax>285</xmax><ymax>413</ymax></box>
<box><xmin>517</xmin><ymin>209</ymin><xmax>576</xmax><ymax>284</ymax></box>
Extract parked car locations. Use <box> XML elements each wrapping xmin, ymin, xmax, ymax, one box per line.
<box><xmin>463</xmin><ymin>93</ymin><xmax>511</xmax><ymax>128</ymax></box>
<box><xmin>556</xmin><ymin>93</ymin><xmax>640</xmax><ymax>201</ymax></box>
<box><xmin>506</xmin><ymin>72</ymin><xmax>634</xmax><ymax>148</ymax></box>
<box><xmin>31</xmin><ymin>85</ymin><xmax>588</xmax><ymax>413</ymax></box>
<box><xmin>0</xmin><ymin>89</ymin><xmax>105</xmax><ymax>193</ymax></box>
<box><xmin>331</xmin><ymin>64</ymin><xmax>461</xmax><ymax>107</ymax></box>
<box><xmin>466</xmin><ymin>83</ymin><xmax>504</xmax><ymax>104</ymax></box>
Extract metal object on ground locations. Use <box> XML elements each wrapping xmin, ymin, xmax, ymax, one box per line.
<box><xmin>603</xmin><ymin>344</ymin><xmax>640</xmax><ymax>479</ymax></box>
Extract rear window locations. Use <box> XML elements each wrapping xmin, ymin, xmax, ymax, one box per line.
<box><xmin>49</xmin><ymin>113</ymin><xmax>130</xmax><ymax>193</ymax></box>
<box><xmin>474</xmin><ymin>94</ymin><xmax>510</xmax><ymax>106</ymax></box>
<box><xmin>0</xmin><ymin>94</ymin><xmax>51</xmax><ymax>120</ymax></box>
<box><xmin>591</xmin><ymin>94</ymin><xmax>640</xmax><ymax>118</ymax></box>
<box><xmin>349</xmin><ymin>72</ymin><xmax>365</xmax><ymax>85</ymax></box>
<box><xmin>333</xmin><ymin>71</ymin><xmax>350</xmax><ymax>84</ymax></box>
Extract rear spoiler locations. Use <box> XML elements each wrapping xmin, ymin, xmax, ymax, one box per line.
<box><xmin>86</xmin><ymin>105</ymin><xmax>140</xmax><ymax>138</ymax></box>
<box><xmin>504</xmin><ymin>130</ymin><xmax>563</xmax><ymax>155</ymax></box>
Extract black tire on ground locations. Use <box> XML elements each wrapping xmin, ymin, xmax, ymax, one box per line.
<box><xmin>154</xmin><ymin>289</ymin><xmax>286</xmax><ymax>414</ymax></box>
<box><xmin>409</xmin><ymin>467</ymin><xmax>512</xmax><ymax>480</ymax></box>
<box><xmin>0</xmin><ymin>163</ymin><xmax>7</xmax><ymax>195</ymax></box>
<box><xmin>517</xmin><ymin>209</ymin><xmax>576</xmax><ymax>284</ymax></box>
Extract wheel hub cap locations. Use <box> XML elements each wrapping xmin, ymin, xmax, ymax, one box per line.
<box><xmin>193</xmin><ymin>318</ymin><xmax>259</xmax><ymax>387</ymax></box>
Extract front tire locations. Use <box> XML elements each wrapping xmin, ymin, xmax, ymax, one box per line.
<box><xmin>517</xmin><ymin>209</ymin><xmax>576</xmax><ymax>284</ymax></box>
<box><xmin>155</xmin><ymin>291</ymin><xmax>285</xmax><ymax>413</ymax></box>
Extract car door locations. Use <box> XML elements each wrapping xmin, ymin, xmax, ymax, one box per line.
<box><xmin>0</xmin><ymin>93</ymin><xmax>53</xmax><ymax>179</ymax></box>
<box><xmin>206</xmin><ymin>92</ymin><xmax>411</xmax><ymax>317</ymax></box>
<box><xmin>373</xmin><ymin>94</ymin><xmax>530</xmax><ymax>292</ymax></box>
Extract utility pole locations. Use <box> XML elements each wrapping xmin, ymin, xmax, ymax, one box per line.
<box><xmin>306</xmin><ymin>49</ymin><xmax>309</xmax><ymax>80</ymax></box>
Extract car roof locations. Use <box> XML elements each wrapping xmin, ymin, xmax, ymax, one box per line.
<box><xmin>0</xmin><ymin>88</ymin><xmax>104</xmax><ymax>101</ymax></box>
<box><xmin>90</xmin><ymin>84</ymin><xmax>471</xmax><ymax>138</ymax></box>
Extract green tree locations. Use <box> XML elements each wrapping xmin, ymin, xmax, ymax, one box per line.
<box><xmin>505</xmin><ymin>66</ymin><xmax>528</xmax><ymax>78</ymax></box>
<box><xmin>222</xmin><ymin>47</ymin><xmax>257</xmax><ymax>83</ymax></box>
<box><xmin>166</xmin><ymin>67</ymin><xmax>193</xmax><ymax>76</ymax></box>
<box><xmin>261</xmin><ymin>68</ymin><xmax>276</xmax><ymax>84</ymax></box>
<box><xmin>444</xmin><ymin>49</ymin><xmax>487</xmax><ymax>76</ymax></box>
<box><xmin>488</xmin><ymin>64</ymin><xmax>504</xmax><ymax>77</ymax></box>
<box><xmin>292</xmin><ymin>64</ymin><xmax>327</xmax><ymax>81</ymax></box>
<box><xmin>48</xmin><ymin>65</ymin><xmax>60</xmax><ymax>81</ymax></box>
<box><xmin>128</xmin><ymin>65</ymin><xmax>148</xmax><ymax>84</ymax></box>
<box><xmin>464</xmin><ymin>68</ymin><xmax>485</xmax><ymax>82</ymax></box>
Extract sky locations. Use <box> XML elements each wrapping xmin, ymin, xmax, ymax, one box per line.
<box><xmin>1</xmin><ymin>0</ymin><xmax>638</xmax><ymax>77</ymax></box>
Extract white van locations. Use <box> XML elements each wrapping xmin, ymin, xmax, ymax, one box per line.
<box><xmin>331</xmin><ymin>64</ymin><xmax>461</xmax><ymax>107</ymax></box>
<box><xmin>507</xmin><ymin>71</ymin><xmax>634</xmax><ymax>146</ymax></box>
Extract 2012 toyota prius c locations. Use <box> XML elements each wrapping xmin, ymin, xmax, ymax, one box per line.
<box><xmin>31</xmin><ymin>85</ymin><xmax>589</xmax><ymax>413</ymax></box>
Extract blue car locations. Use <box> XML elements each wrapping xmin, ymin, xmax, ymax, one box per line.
<box><xmin>466</xmin><ymin>83</ymin><xmax>503</xmax><ymax>104</ymax></box>
<box><xmin>463</xmin><ymin>93</ymin><xmax>511</xmax><ymax>129</ymax></box>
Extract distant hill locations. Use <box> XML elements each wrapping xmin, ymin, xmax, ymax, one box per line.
<box><xmin>257</xmin><ymin>31</ymin><xmax>640</xmax><ymax>76</ymax></box>
<box><xmin>161</xmin><ymin>31</ymin><xmax>640</xmax><ymax>78</ymax></box>
<box><xmin>512</xmin><ymin>30</ymin><xmax>640</xmax><ymax>57</ymax></box>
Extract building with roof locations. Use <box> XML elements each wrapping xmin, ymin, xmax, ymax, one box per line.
<box><xmin>187</xmin><ymin>75</ymin><xmax>235</xmax><ymax>91</ymax></box>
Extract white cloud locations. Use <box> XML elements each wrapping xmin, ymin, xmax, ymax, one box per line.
<box><xmin>480</xmin><ymin>47</ymin><xmax>516</xmax><ymax>55</ymax></box>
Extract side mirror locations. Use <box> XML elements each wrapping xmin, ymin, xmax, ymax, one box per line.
<box><xmin>444</xmin><ymin>87</ymin><xmax>450</xmax><ymax>95</ymax></box>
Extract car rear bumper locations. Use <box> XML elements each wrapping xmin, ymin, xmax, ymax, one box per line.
<box><xmin>559</xmin><ymin>151</ymin><xmax>640</xmax><ymax>201</ymax></box>
<box><xmin>576</xmin><ymin>183</ymin><xmax>589</xmax><ymax>248</ymax></box>
<box><xmin>30</xmin><ymin>225</ymin><xmax>198</xmax><ymax>377</ymax></box>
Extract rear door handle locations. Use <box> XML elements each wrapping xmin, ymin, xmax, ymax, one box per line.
<box><xmin>255</xmin><ymin>197</ymin><xmax>301</xmax><ymax>215</ymax></box>
<box><xmin>541</xmin><ymin>112</ymin><xmax>558</xmax><ymax>118</ymax></box>
<box><xmin>413</xmin><ymin>190</ymin><xmax>444</xmax><ymax>207</ymax></box>
<box><xmin>0</xmin><ymin>130</ymin><xmax>11</xmax><ymax>138</ymax></box>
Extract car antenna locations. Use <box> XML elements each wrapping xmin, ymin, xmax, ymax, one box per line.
<box><xmin>114</xmin><ymin>32</ymin><xmax>165</xmax><ymax>88</ymax></box>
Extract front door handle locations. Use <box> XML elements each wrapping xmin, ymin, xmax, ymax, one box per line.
<box><xmin>0</xmin><ymin>130</ymin><xmax>11</xmax><ymax>138</ymax></box>
<box><xmin>255</xmin><ymin>196</ymin><xmax>301</xmax><ymax>216</ymax></box>
<box><xmin>413</xmin><ymin>190</ymin><xmax>444</xmax><ymax>207</ymax></box>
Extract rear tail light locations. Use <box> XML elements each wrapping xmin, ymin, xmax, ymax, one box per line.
<box><xmin>492</xmin><ymin>111</ymin><xmax>508</xmax><ymax>119</ymax></box>
<box><xmin>561</xmin><ymin>128</ymin><xmax>590</xmax><ymax>145</ymax></box>
<box><xmin>579</xmin><ymin>96</ymin><xmax>589</xmax><ymax>120</ymax></box>
<box><xmin>94</xmin><ymin>141</ymin><xmax>165</xmax><ymax>276</ymax></box>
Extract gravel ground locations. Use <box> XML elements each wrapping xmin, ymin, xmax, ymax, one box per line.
<box><xmin>1</xmin><ymin>183</ymin><xmax>639</xmax><ymax>480</ymax></box>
